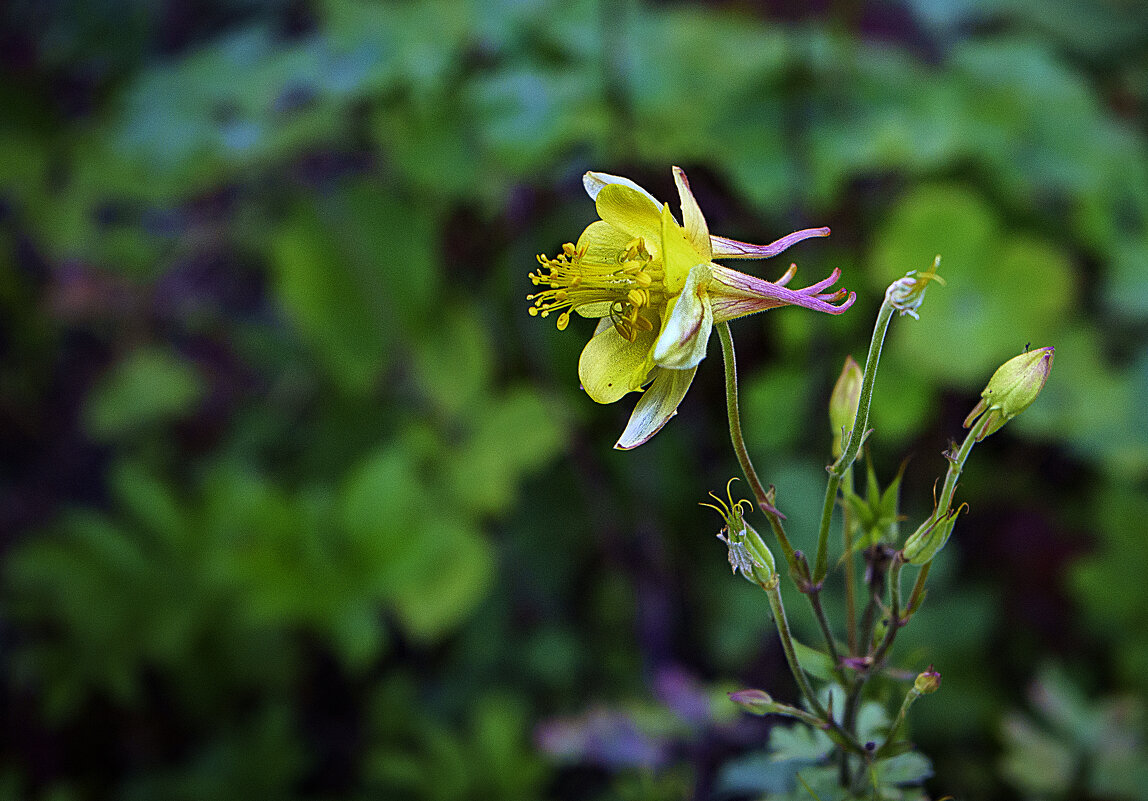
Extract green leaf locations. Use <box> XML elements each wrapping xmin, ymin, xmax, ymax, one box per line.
<box><xmin>443</xmin><ymin>387</ymin><xmax>567</xmax><ymax>516</ymax></box>
<box><xmin>792</xmin><ymin>639</ymin><xmax>838</xmax><ymax>682</ymax></box>
<box><xmin>767</xmin><ymin>723</ymin><xmax>833</xmax><ymax>763</ymax></box>
<box><xmin>873</xmin><ymin>751</ymin><xmax>933</xmax><ymax>785</ymax></box>
<box><xmin>271</xmin><ymin>205</ymin><xmax>392</xmax><ymax>394</ymax></box>
<box><xmin>339</xmin><ymin>447</ymin><xmax>427</xmax><ymax>569</ymax></box>
<box><xmin>83</xmin><ymin>347</ymin><xmax>204</xmax><ymax>440</ymax></box>
<box><xmin>388</xmin><ymin>516</ymin><xmax>494</xmax><ymax>642</ymax></box>
<box><xmin>412</xmin><ymin>304</ymin><xmax>493</xmax><ymax>419</ymax></box>
<box><xmin>469</xmin><ymin>66</ymin><xmax>606</xmax><ymax>177</ymax></box>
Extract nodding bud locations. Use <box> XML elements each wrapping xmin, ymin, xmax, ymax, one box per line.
<box><xmin>829</xmin><ymin>355</ymin><xmax>863</xmax><ymax>459</ymax></box>
<box><xmin>729</xmin><ymin>689</ymin><xmax>776</xmax><ymax>715</ymax></box>
<box><xmin>914</xmin><ymin>668</ymin><xmax>942</xmax><ymax>695</ymax></box>
<box><xmin>886</xmin><ymin>256</ymin><xmax>944</xmax><ymax>319</ymax></box>
<box><xmin>964</xmin><ymin>347</ymin><xmax>1054</xmax><ymax>441</ymax></box>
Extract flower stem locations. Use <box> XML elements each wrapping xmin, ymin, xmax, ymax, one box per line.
<box><xmin>813</xmin><ymin>298</ymin><xmax>896</xmax><ymax>584</ymax></box>
<box><xmin>875</xmin><ymin>684</ymin><xmax>923</xmax><ymax>758</ymax></box>
<box><xmin>869</xmin><ymin>555</ymin><xmax>905</xmax><ymax>667</ymax></box>
<box><xmin>808</xmin><ymin>579</ymin><xmax>845</xmax><ymax>681</ymax></box>
<box><xmin>717</xmin><ymin>321</ymin><xmax>798</xmax><ymax>571</ymax></box>
<box><xmin>765</xmin><ymin>580</ymin><xmax>822</xmax><ymax>709</ymax></box>
<box><xmin>902</xmin><ymin>414</ymin><xmax>988</xmax><ymax>620</ymax></box>
<box><xmin>842</xmin><ymin>465</ymin><xmax>858</xmax><ymax>654</ymax></box>
<box><xmin>764</xmin><ymin>580</ymin><xmax>866</xmax><ymax>756</ymax></box>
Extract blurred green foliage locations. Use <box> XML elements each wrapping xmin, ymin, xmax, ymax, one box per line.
<box><xmin>1</xmin><ymin>0</ymin><xmax>1147</xmax><ymax>798</ymax></box>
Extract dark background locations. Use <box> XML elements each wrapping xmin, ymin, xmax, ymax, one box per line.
<box><xmin>1</xmin><ymin>0</ymin><xmax>1147</xmax><ymax>798</ymax></box>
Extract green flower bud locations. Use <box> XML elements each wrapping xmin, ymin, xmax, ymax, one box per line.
<box><xmin>829</xmin><ymin>355</ymin><xmax>863</xmax><ymax>459</ymax></box>
<box><xmin>963</xmin><ymin>346</ymin><xmax>1054</xmax><ymax>441</ymax></box>
<box><xmin>913</xmin><ymin>668</ymin><xmax>941</xmax><ymax>695</ymax></box>
<box><xmin>728</xmin><ymin>689</ymin><xmax>776</xmax><ymax>715</ymax></box>
<box><xmin>901</xmin><ymin>504</ymin><xmax>965</xmax><ymax>566</ymax></box>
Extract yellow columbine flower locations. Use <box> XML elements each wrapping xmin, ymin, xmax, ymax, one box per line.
<box><xmin>529</xmin><ymin>167</ymin><xmax>855</xmax><ymax>449</ymax></box>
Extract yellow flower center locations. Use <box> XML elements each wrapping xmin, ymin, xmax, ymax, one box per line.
<box><xmin>528</xmin><ymin>237</ymin><xmax>664</xmax><ymax>341</ymax></box>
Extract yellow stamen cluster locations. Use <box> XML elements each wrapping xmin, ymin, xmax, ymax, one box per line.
<box><xmin>528</xmin><ymin>237</ymin><xmax>662</xmax><ymax>341</ymax></box>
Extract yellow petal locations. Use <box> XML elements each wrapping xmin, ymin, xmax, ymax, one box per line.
<box><xmin>615</xmin><ymin>365</ymin><xmax>698</xmax><ymax>450</ymax></box>
<box><xmin>578</xmin><ymin>324</ymin><xmax>656</xmax><ymax>404</ymax></box>
<box><xmin>659</xmin><ymin>203</ymin><xmax>706</xmax><ymax>294</ymax></box>
<box><xmin>576</xmin><ymin>220</ymin><xmax>638</xmax><ymax>264</ymax></box>
<box><xmin>595</xmin><ymin>184</ymin><xmax>663</xmax><ymax>255</ymax></box>
<box><xmin>673</xmin><ymin>167</ymin><xmax>712</xmax><ymax>260</ymax></box>
<box><xmin>653</xmin><ymin>263</ymin><xmax>713</xmax><ymax>369</ymax></box>
<box><xmin>583</xmin><ymin>172</ymin><xmax>661</xmax><ymax>208</ymax></box>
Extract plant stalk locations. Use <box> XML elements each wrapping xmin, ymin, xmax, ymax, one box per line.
<box><xmin>813</xmin><ymin>298</ymin><xmax>896</xmax><ymax>584</ymax></box>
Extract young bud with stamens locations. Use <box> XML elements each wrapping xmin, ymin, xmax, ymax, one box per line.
<box><xmin>702</xmin><ymin>479</ymin><xmax>776</xmax><ymax>587</ymax></box>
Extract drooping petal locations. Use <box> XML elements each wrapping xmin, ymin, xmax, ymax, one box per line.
<box><xmin>596</xmin><ymin>184</ymin><xmax>664</xmax><ymax>256</ymax></box>
<box><xmin>710</xmin><ymin>227</ymin><xmax>830</xmax><ymax>259</ymax></box>
<box><xmin>707</xmin><ymin>265</ymin><xmax>856</xmax><ymax>322</ymax></box>
<box><xmin>578</xmin><ymin>323</ymin><xmax>657</xmax><ymax>404</ymax></box>
<box><xmin>659</xmin><ymin>202</ymin><xmax>707</xmax><ymax>294</ymax></box>
<box><xmin>584</xmin><ymin>171</ymin><xmax>662</xmax><ymax>209</ymax></box>
<box><xmin>673</xmin><ymin>166</ymin><xmax>712</xmax><ymax>260</ymax></box>
<box><xmin>653</xmin><ymin>263</ymin><xmax>713</xmax><ymax>369</ymax></box>
<box><xmin>615</xmin><ymin>365</ymin><xmax>698</xmax><ymax>450</ymax></box>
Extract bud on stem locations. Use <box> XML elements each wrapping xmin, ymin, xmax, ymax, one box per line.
<box><xmin>964</xmin><ymin>346</ymin><xmax>1055</xmax><ymax>440</ymax></box>
<box><xmin>830</xmin><ymin>356</ymin><xmax>863</xmax><ymax>459</ymax></box>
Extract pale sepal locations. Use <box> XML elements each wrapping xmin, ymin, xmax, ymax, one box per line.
<box><xmin>614</xmin><ymin>365</ymin><xmax>698</xmax><ymax>450</ymax></box>
<box><xmin>672</xmin><ymin>167</ymin><xmax>712</xmax><ymax>260</ymax></box>
<box><xmin>653</xmin><ymin>263</ymin><xmax>713</xmax><ymax>369</ymax></box>
<box><xmin>583</xmin><ymin>172</ymin><xmax>661</xmax><ymax>210</ymax></box>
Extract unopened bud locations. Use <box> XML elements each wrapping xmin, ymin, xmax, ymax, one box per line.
<box><xmin>729</xmin><ymin>689</ymin><xmax>776</xmax><ymax>715</ymax></box>
<box><xmin>963</xmin><ymin>346</ymin><xmax>1054</xmax><ymax>441</ymax></box>
<box><xmin>829</xmin><ymin>356</ymin><xmax>863</xmax><ymax>459</ymax></box>
<box><xmin>914</xmin><ymin>668</ymin><xmax>941</xmax><ymax>695</ymax></box>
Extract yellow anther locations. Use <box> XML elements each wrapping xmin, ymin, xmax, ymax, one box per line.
<box><xmin>529</xmin><ymin>236</ymin><xmax>659</xmax><ymax>334</ymax></box>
